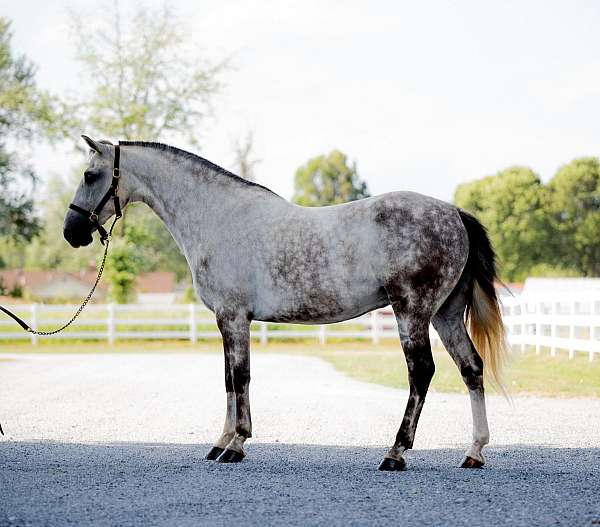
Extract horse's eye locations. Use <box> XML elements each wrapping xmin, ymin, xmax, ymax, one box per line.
<box><xmin>84</xmin><ymin>170</ymin><xmax>99</xmax><ymax>184</ymax></box>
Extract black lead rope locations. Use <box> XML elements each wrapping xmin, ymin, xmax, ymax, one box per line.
<box><xmin>0</xmin><ymin>217</ymin><xmax>118</xmax><ymax>336</ymax></box>
<box><xmin>0</xmin><ymin>142</ymin><xmax>122</xmax><ymax>436</ymax></box>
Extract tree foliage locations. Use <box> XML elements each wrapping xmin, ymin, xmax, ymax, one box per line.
<box><xmin>68</xmin><ymin>3</ymin><xmax>226</xmax><ymax>144</ymax></box>
<box><xmin>455</xmin><ymin>159</ymin><xmax>600</xmax><ymax>281</ymax></box>
<box><xmin>122</xmin><ymin>212</ymin><xmax>190</xmax><ymax>280</ymax></box>
<box><xmin>547</xmin><ymin>158</ymin><xmax>600</xmax><ymax>276</ymax></box>
<box><xmin>105</xmin><ymin>238</ymin><xmax>142</xmax><ymax>303</ymax></box>
<box><xmin>454</xmin><ymin>167</ymin><xmax>552</xmax><ymax>281</ymax></box>
<box><xmin>292</xmin><ymin>150</ymin><xmax>370</xmax><ymax>206</ymax></box>
<box><xmin>0</xmin><ymin>18</ymin><xmax>60</xmax><ymax>241</ymax></box>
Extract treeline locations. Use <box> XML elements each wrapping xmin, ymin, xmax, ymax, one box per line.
<box><xmin>455</xmin><ymin>158</ymin><xmax>600</xmax><ymax>281</ymax></box>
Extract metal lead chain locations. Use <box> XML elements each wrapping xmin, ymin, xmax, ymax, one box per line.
<box><xmin>27</xmin><ymin>215</ymin><xmax>119</xmax><ymax>336</ymax></box>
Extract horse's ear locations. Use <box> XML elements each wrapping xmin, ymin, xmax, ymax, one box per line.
<box><xmin>81</xmin><ymin>135</ymin><xmax>102</xmax><ymax>154</ymax></box>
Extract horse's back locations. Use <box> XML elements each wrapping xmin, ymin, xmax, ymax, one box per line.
<box><xmin>289</xmin><ymin>191</ymin><xmax>467</xmax><ymax>279</ymax></box>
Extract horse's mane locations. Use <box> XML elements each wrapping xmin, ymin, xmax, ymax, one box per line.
<box><xmin>120</xmin><ymin>141</ymin><xmax>280</xmax><ymax>197</ymax></box>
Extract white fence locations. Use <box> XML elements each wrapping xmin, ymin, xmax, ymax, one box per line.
<box><xmin>1</xmin><ymin>295</ymin><xmax>599</xmax><ymax>360</ymax></box>
<box><xmin>0</xmin><ymin>303</ymin><xmax>411</xmax><ymax>345</ymax></box>
<box><xmin>501</xmin><ymin>294</ymin><xmax>600</xmax><ymax>361</ymax></box>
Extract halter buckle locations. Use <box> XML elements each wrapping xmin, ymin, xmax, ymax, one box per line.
<box><xmin>89</xmin><ymin>212</ymin><xmax>99</xmax><ymax>223</ymax></box>
<box><xmin>113</xmin><ymin>167</ymin><xmax>121</xmax><ymax>178</ymax></box>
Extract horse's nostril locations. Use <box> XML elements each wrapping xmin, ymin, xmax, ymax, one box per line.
<box><xmin>64</xmin><ymin>223</ymin><xmax>76</xmax><ymax>241</ymax></box>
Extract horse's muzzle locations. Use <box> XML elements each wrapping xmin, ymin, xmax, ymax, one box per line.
<box><xmin>63</xmin><ymin>210</ymin><xmax>94</xmax><ymax>248</ymax></box>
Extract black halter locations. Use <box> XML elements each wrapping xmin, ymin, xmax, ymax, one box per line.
<box><xmin>68</xmin><ymin>143</ymin><xmax>122</xmax><ymax>245</ymax></box>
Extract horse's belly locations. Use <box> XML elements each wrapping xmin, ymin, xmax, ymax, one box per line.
<box><xmin>255</xmin><ymin>284</ymin><xmax>389</xmax><ymax>325</ymax></box>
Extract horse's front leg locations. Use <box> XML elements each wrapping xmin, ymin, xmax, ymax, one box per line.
<box><xmin>205</xmin><ymin>352</ymin><xmax>236</xmax><ymax>460</ymax></box>
<box><xmin>213</xmin><ymin>310</ymin><xmax>252</xmax><ymax>463</ymax></box>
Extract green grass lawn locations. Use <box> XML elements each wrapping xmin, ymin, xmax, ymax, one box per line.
<box><xmin>1</xmin><ymin>340</ymin><xmax>599</xmax><ymax>398</ymax></box>
<box><xmin>318</xmin><ymin>348</ymin><xmax>600</xmax><ymax>398</ymax></box>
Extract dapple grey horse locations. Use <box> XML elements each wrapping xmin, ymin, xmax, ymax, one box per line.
<box><xmin>64</xmin><ymin>136</ymin><xmax>508</xmax><ymax>471</ymax></box>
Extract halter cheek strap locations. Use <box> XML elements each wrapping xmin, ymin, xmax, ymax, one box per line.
<box><xmin>69</xmin><ymin>143</ymin><xmax>122</xmax><ymax>245</ymax></box>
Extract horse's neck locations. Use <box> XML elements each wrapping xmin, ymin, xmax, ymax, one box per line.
<box><xmin>122</xmin><ymin>146</ymin><xmax>238</xmax><ymax>259</ymax></box>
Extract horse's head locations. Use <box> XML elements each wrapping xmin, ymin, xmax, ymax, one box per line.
<box><xmin>64</xmin><ymin>135</ymin><xmax>125</xmax><ymax>248</ymax></box>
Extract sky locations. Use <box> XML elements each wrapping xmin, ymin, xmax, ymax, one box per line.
<box><xmin>5</xmin><ymin>0</ymin><xmax>600</xmax><ymax>201</ymax></box>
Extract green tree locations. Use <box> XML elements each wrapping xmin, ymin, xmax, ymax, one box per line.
<box><xmin>547</xmin><ymin>157</ymin><xmax>600</xmax><ymax>276</ymax></box>
<box><xmin>105</xmin><ymin>239</ymin><xmax>141</xmax><ymax>303</ymax></box>
<box><xmin>454</xmin><ymin>166</ymin><xmax>552</xmax><ymax>281</ymax></box>
<box><xmin>292</xmin><ymin>150</ymin><xmax>370</xmax><ymax>206</ymax></box>
<box><xmin>0</xmin><ymin>18</ymin><xmax>60</xmax><ymax>241</ymax></box>
<box><xmin>68</xmin><ymin>3</ymin><xmax>226</xmax><ymax>144</ymax></box>
<box><xmin>122</xmin><ymin>218</ymin><xmax>190</xmax><ymax>281</ymax></box>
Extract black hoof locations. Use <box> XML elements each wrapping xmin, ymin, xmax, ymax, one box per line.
<box><xmin>206</xmin><ymin>446</ymin><xmax>224</xmax><ymax>461</ymax></box>
<box><xmin>460</xmin><ymin>456</ymin><xmax>484</xmax><ymax>469</ymax></box>
<box><xmin>378</xmin><ymin>457</ymin><xmax>406</xmax><ymax>471</ymax></box>
<box><xmin>217</xmin><ymin>449</ymin><xmax>245</xmax><ymax>463</ymax></box>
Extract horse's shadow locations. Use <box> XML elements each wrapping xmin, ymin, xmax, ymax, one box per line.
<box><xmin>1</xmin><ymin>441</ymin><xmax>599</xmax><ymax>526</ymax></box>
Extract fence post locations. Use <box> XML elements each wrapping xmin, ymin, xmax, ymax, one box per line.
<box><xmin>535</xmin><ymin>301</ymin><xmax>541</xmax><ymax>355</ymax></box>
<box><xmin>371</xmin><ymin>311</ymin><xmax>380</xmax><ymax>345</ymax></box>
<box><xmin>189</xmin><ymin>303</ymin><xmax>197</xmax><ymax>343</ymax></box>
<box><xmin>590</xmin><ymin>321</ymin><xmax>595</xmax><ymax>362</ymax></box>
<box><xmin>569</xmin><ymin>300</ymin><xmax>576</xmax><ymax>359</ymax></box>
<box><xmin>550</xmin><ymin>301</ymin><xmax>557</xmax><ymax>357</ymax></box>
<box><xmin>107</xmin><ymin>303</ymin><xmax>115</xmax><ymax>344</ymax></box>
<box><xmin>590</xmin><ymin>302</ymin><xmax>596</xmax><ymax>362</ymax></box>
<box><xmin>260</xmin><ymin>322</ymin><xmax>268</xmax><ymax>345</ymax></box>
<box><xmin>520</xmin><ymin>299</ymin><xmax>526</xmax><ymax>353</ymax></box>
<box><xmin>319</xmin><ymin>325</ymin><xmax>326</xmax><ymax>345</ymax></box>
<box><xmin>30</xmin><ymin>304</ymin><xmax>38</xmax><ymax>345</ymax></box>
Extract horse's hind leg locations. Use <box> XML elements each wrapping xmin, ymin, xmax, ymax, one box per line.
<box><xmin>379</xmin><ymin>301</ymin><xmax>435</xmax><ymax>471</ymax></box>
<box><xmin>433</xmin><ymin>286</ymin><xmax>489</xmax><ymax>468</ymax></box>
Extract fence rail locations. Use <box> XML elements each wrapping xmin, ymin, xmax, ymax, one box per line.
<box><xmin>1</xmin><ymin>295</ymin><xmax>599</xmax><ymax>360</ymax></box>
<box><xmin>501</xmin><ymin>294</ymin><xmax>600</xmax><ymax>361</ymax></box>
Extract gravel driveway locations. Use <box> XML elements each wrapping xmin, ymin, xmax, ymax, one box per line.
<box><xmin>1</xmin><ymin>352</ymin><xmax>599</xmax><ymax>526</ymax></box>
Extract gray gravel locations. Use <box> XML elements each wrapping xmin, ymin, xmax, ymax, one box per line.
<box><xmin>1</xmin><ymin>353</ymin><xmax>599</xmax><ymax>526</ymax></box>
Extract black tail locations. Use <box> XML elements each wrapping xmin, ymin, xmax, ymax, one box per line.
<box><xmin>458</xmin><ymin>209</ymin><xmax>500</xmax><ymax>310</ymax></box>
<box><xmin>457</xmin><ymin>209</ymin><xmax>508</xmax><ymax>393</ymax></box>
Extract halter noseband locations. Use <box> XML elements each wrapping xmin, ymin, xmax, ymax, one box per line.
<box><xmin>68</xmin><ymin>142</ymin><xmax>122</xmax><ymax>245</ymax></box>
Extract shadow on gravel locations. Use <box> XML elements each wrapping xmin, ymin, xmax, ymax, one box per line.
<box><xmin>1</xmin><ymin>442</ymin><xmax>599</xmax><ymax>527</ymax></box>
